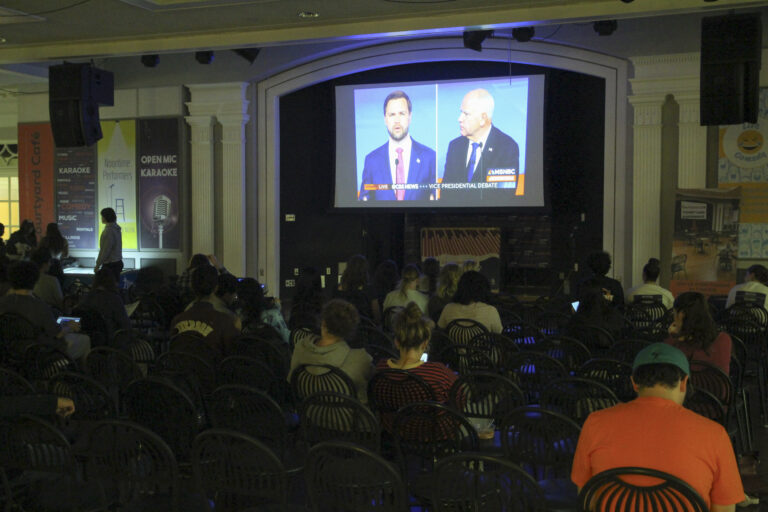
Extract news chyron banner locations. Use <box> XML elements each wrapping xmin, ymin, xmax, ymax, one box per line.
<box><xmin>137</xmin><ymin>118</ymin><xmax>180</xmax><ymax>250</ymax></box>
<box><xmin>18</xmin><ymin>124</ymin><xmax>55</xmax><ymax>238</ymax></box>
<box><xmin>97</xmin><ymin>120</ymin><xmax>138</xmax><ymax>250</ymax></box>
<box><xmin>55</xmin><ymin>146</ymin><xmax>97</xmax><ymax>249</ymax></box>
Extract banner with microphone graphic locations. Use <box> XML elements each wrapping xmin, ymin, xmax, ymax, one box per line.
<box><xmin>137</xmin><ymin>118</ymin><xmax>180</xmax><ymax>250</ymax></box>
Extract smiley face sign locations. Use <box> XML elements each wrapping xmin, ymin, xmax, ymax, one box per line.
<box><xmin>737</xmin><ymin>130</ymin><xmax>763</xmax><ymax>154</ymax></box>
<box><xmin>723</xmin><ymin>118</ymin><xmax>768</xmax><ymax>168</ymax></box>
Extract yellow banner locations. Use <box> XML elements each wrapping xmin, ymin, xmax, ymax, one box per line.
<box><xmin>97</xmin><ymin>121</ymin><xmax>138</xmax><ymax>250</ymax></box>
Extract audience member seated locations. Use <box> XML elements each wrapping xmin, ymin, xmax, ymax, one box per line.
<box><xmin>0</xmin><ymin>261</ymin><xmax>90</xmax><ymax>360</ymax></box>
<box><xmin>170</xmin><ymin>264</ymin><xmax>240</xmax><ymax>357</ymax></box>
<box><xmin>236</xmin><ymin>277</ymin><xmax>289</xmax><ymax>342</ymax></box>
<box><xmin>376</xmin><ymin>302</ymin><xmax>457</xmax><ymax>403</ymax></box>
<box><xmin>725</xmin><ymin>264</ymin><xmax>768</xmax><ymax>311</ymax></box>
<box><xmin>626</xmin><ymin>257</ymin><xmax>674</xmax><ymax>309</ymax></box>
<box><xmin>176</xmin><ymin>253</ymin><xmax>213</xmax><ymax>301</ymax></box>
<box><xmin>333</xmin><ymin>254</ymin><xmax>380</xmax><ymax>325</ymax></box>
<box><xmin>571</xmin><ymin>343</ymin><xmax>745</xmax><ymax>511</ymax></box>
<box><xmin>569</xmin><ymin>279</ymin><xmax>625</xmax><ymax>341</ymax></box>
<box><xmin>38</xmin><ymin>222</ymin><xmax>69</xmax><ymax>282</ymax></box>
<box><xmin>417</xmin><ymin>257</ymin><xmax>440</xmax><ymax>295</ymax></box>
<box><xmin>372</xmin><ymin>259</ymin><xmax>399</xmax><ymax>318</ymax></box>
<box><xmin>428</xmin><ymin>263</ymin><xmax>460</xmax><ymax>323</ymax></box>
<box><xmin>665</xmin><ymin>291</ymin><xmax>731</xmax><ymax>375</ymax></box>
<box><xmin>289</xmin><ymin>298</ymin><xmax>373</xmax><ymax>403</ymax></box>
<box><xmin>437</xmin><ymin>270</ymin><xmax>502</xmax><ymax>333</ymax></box>
<box><xmin>30</xmin><ymin>247</ymin><xmax>64</xmax><ymax>313</ymax></box>
<box><xmin>383</xmin><ymin>264</ymin><xmax>428</xmax><ymax>314</ymax></box>
<box><xmin>78</xmin><ymin>269</ymin><xmax>132</xmax><ymax>343</ymax></box>
<box><xmin>6</xmin><ymin>219</ymin><xmax>37</xmax><ymax>258</ymax></box>
<box><xmin>577</xmin><ymin>250</ymin><xmax>624</xmax><ymax>309</ymax></box>
<box><xmin>288</xmin><ymin>266</ymin><xmax>325</xmax><ymax>331</ymax></box>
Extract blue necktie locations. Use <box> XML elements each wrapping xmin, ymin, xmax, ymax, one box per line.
<box><xmin>467</xmin><ymin>141</ymin><xmax>481</xmax><ymax>182</ymax></box>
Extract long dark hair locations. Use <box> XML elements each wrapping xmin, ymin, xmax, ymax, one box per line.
<box><xmin>340</xmin><ymin>254</ymin><xmax>369</xmax><ymax>292</ymax></box>
<box><xmin>672</xmin><ymin>291</ymin><xmax>718</xmax><ymax>353</ymax></box>
<box><xmin>41</xmin><ymin>222</ymin><xmax>66</xmax><ymax>256</ymax></box>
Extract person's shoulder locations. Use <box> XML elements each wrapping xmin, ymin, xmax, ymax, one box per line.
<box><xmin>490</xmin><ymin>125</ymin><xmax>518</xmax><ymax>146</ymax></box>
<box><xmin>364</xmin><ymin>141</ymin><xmax>388</xmax><ymax>160</ymax></box>
<box><xmin>411</xmin><ymin>138</ymin><xmax>436</xmax><ymax>156</ymax></box>
<box><xmin>348</xmin><ymin>346</ymin><xmax>373</xmax><ymax>364</ymax></box>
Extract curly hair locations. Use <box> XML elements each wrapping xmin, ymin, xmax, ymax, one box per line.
<box><xmin>453</xmin><ymin>271</ymin><xmax>490</xmax><ymax>305</ymax></box>
<box><xmin>436</xmin><ymin>263</ymin><xmax>461</xmax><ymax>300</ymax></box>
<box><xmin>672</xmin><ymin>291</ymin><xmax>719</xmax><ymax>353</ymax></box>
<box><xmin>586</xmin><ymin>251</ymin><xmax>612</xmax><ymax>276</ymax></box>
<box><xmin>322</xmin><ymin>299</ymin><xmax>359</xmax><ymax>340</ymax></box>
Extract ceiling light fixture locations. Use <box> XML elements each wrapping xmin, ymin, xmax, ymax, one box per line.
<box><xmin>512</xmin><ymin>27</ymin><xmax>535</xmax><ymax>42</ymax></box>
<box><xmin>462</xmin><ymin>30</ymin><xmax>493</xmax><ymax>52</ymax></box>
<box><xmin>593</xmin><ymin>20</ymin><xmax>618</xmax><ymax>36</ymax></box>
<box><xmin>195</xmin><ymin>51</ymin><xmax>214</xmax><ymax>65</ymax></box>
<box><xmin>298</xmin><ymin>11</ymin><xmax>319</xmax><ymax>19</ymax></box>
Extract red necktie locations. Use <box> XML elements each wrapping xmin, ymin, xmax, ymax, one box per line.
<box><xmin>395</xmin><ymin>147</ymin><xmax>405</xmax><ymax>201</ymax></box>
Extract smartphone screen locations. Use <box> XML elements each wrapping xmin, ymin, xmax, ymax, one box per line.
<box><xmin>56</xmin><ymin>316</ymin><xmax>81</xmax><ymax>325</ymax></box>
<box><xmin>420</xmin><ymin>352</ymin><xmax>428</xmax><ymax>362</ymax></box>
<box><xmin>571</xmin><ymin>301</ymin><xmax>580</xmax><ymax>312</ymax></box>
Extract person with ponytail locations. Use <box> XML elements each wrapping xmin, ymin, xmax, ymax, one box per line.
<box><xmin>626</xmin><ymin>257</ymin><xmax>674</xmax><ymax>309</ymax></box>
<box><xmin>665</xmin><ymin>291</ymin><xmax>731</xmax><ymax>375</ymax></box>
<box><xmin>382</xmin><ymin>264</ymin><xmax>428</xmax><ymax>313</ymax></box>
<box><xmin>376</xmin><ymin>301</ymin><xmax>457</xmax><ymax>403</ymax></box>
<box><xmin>725</xmin><ymin>264</ymin><xmax>768</xmax><ymax>311</ymax></box>
<box><xmin>428</xmin><ymin>263</ymin><xmax>461</xmax><ymax>322</ymax></box>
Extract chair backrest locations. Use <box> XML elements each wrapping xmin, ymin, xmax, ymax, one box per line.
<box><xmin>432</xmin><ymin>453</ymin><xmax>547</xmax><ymax>512</ymax></box>
<box><xmin>503</xmin><ymin>351</ymin><xmax>568</xmax><ymax>404</ymax></box>
<box><xmin>0</xmin><ymin>366</ymin><xmax>35</xmax><ymax>395</ymax></box>
<box><xmin>684</xmin><ymin>387</ymin><xmax>727</xmax><ymax>426</ymax></box>
<box><xmin>0</xmin><ymin>414</ymin><xmax>75</xmax><ymax>474</ymax></box>
<box><xmin>367</xmin><ymin>369</ymin><xmax>437</xmax><ymax>433</ymax></box>
<box><xmin>155</xmin><ymin>350</ymin><xmax>217</xmax><ymax>395</ymax></box>
<box><xmin>531</xmin><ymin>336</ymin><xmax>592</xmax><ymax>371</ymax></box>
<box><xmin>448</xmin><ymin>371</ymin><xmax>525</xmax><ymax>423</ymax></box>
<box><xmin>577</xmin><ymin>358</ymin><xmax>636</xmax><ymax>402</ymax></box>
<box><xmin>433</xmin><ymin>343</ymin><xmax>500</xmax><ymax>374</ymax></box>
<box><xmin>606</xmin><ymin>339</ymin><xmax>651</xmax><ymax>364</ymax></box>
<box><xmin>392</xmin><ymin>401</ymin><xmax>479</xmax><ymax>476</ymax></box>
<box><xmin>208</xmin><ymin>384</ymin><xmax>289</xmax><ymax>459</ymax></box>
<box><xmin>83</xmin><ymin>419</ymin><xmax>179</xmax><ymax>512</ymax></box>
<box><xmin>299</xmin><ymin>391</ymin><xmax>381</xmax><ymax>453</ymax></box>
<box><xmin>305</xmin><ymin>440</ymin><xmax>408</xmax><ymax>512</ymax></box>
<box><xmin>48</xmin><ymin>371</ymin><xmax>117</xmax><ymax>421</ymax></box>
<box><xmin>290</xmin><ymin>363</ymin><xmax>357</xmax><ymax>402</ymax></box>
<box><xmin>84</xmin><ymin>345</ymin><xmax>143</xmax><ymax>392</ymax></box>
<box><xmin>577</xmin><ymin>466</ymin><xmax>708</xmax><ymax>512</ymax></box>
<box><xmin>72</xmin><ymin>306</ymin><xmax>111</xmax><ymax>348</ymax></box>
<box><xmin>689</xmin><ymin>359</ymin><xmax>734</xmax><ymax>408</ymax></box>
<box><xmin>382</xmin><ymin>306</ymin><xmax>405</xmax><ymax>334</ymax></box>
<box><xmin>233</xmin><ymin>335</ymin><xmax>290</xmax><ymax>379</ymax></box>
<box><xmin>192</xmin><ymin>428</ymin><xmax>289</xmax><ymax>511</ymax></box>
<box><xmin>539</xmin><ymin>377</ymin><xmax>619</xmax><ymax>425</ymax></box>
<box><xmin>534</xmin><ymin>310</ymin><xmax>572</xmax><ymax>337</ymax></box>
<box><xmin>0</xmin><ymin>312</ymin><xmax>38</xmax><ymax>352</ymax></box>
<box><xmin>445</xmin><ymin>318</ymin><xmax>488</xmax><ymax>345</ymax></box>
<box><xmin>22</xmin><ymin>343</ymin><xmax>78</xmax><ymax>384</ymax></box>
<box><xmin>123</xmin><ymin>376</ymin><xmax>201</xmax><ymax>461</ymax></box>
<box><xmin>290</xmin><ymin>326</ymin><xmax>319</xmax><ymax>348</ymax></box>
<box><xmin>169</xmin><ymin>330</ymin><xmax>222</xmax><ymax>362</ymax></box>
<box><xmin>353</xmin><ymin>325</ymin><xmax>396</xmax><ymax>352</ymax></box>
<box><xmin>499</xmin><ymin>406</ymin><xmax>581</xmax><ymax>481</ymax></box>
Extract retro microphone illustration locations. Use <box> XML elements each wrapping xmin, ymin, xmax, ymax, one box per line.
<box><xmin>152</xmin><ymin>194</ymin><xmax>171</xmax><ymax>249</ymax></box>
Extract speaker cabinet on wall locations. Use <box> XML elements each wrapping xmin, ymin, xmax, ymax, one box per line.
<box><xmin>48</xmin><ymin>63</ymin><xmax>114</xmax><ymax>147</ymax></box>
<box><xmin>700</xmin><ymin>13</ymin><xmax>762</xmax><ymax>126</ymax></box>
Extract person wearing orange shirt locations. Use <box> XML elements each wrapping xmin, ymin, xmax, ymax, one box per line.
<box><xmin>571</xmin><ymin>343</ymin><xmax>746</xmax><ymax>511</ymax></box>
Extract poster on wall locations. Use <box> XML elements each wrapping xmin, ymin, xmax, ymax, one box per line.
<box><xmin>137</xmin><ymin>118</ymin><xmax>181</xmax><ymax>250</ymax></box>
<box><xmin>420</xmin><ymin>227</ymin><xmax>501</xmax><ymax>291</ymax></box>
<box><xmin>17</xmin><ymin>124</ymin><xmax>55</xmax><ymax>238</ymax></box>
<box><xmin>54</xmin><ymin>146</ymin><xmax>97</xmax><ymax>249</ymax></box>
<box><xmin>718</xmin><ymin>88</ymin><xmax>768</xmax><ymax>260</ymax></box>
<box><xmin>669</xmin><ymin>189</ymin><xmax>739</xmax><ymax>297</ymax></box>
<box><xmin>97</xmin><ymin>120</ymin><xmax>138</xmax><ymax>249</ymax></box>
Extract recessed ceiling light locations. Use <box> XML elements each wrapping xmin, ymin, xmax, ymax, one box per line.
<box><xmin>0</xmin><ymin>37</ymin><xmax>7</xmax><ymax>44</ymax></box>
<box><xmin>298</xmin><ymin>11</ymin><xmax>319</xmax><ymax>19</ymax></box>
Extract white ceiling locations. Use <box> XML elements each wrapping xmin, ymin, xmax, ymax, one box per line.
<box><xmin>0</xmin><ymin>0</ymin><xmax>764</xmax><ymax>87</ymax></box>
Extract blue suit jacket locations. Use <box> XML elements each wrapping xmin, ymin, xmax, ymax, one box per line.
<box><xmin>359</xmin><ymin>138</ymin><xmax>436</xmax><ymax>201</ymax></box>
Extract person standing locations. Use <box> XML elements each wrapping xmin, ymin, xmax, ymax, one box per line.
<box><xmin>95</xmin><ymin>207</ymin><xmax>123</xmax><ymax>283</ymax></box>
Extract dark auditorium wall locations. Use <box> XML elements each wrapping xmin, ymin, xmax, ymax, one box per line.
<box><xmin>279</xmin><ymin>62</ymin><xmax>605</xmax><ymax>300</ymax></box>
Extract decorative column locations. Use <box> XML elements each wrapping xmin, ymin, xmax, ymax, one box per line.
<box><xmin>219</xmin><ymin>87</ymin><xmax>249</xmax><ymax>276</ymax></box>
<box><xmin>186</xmin><ymin>83</ymin><xmax>250</xmax><ymax>272</ymax></box>
<box><xmin>628</xmin><ymin>95</ymin><xmax>665</xmax><ymax>286</ymax></box>
<box><xmin>677</xmin><ymin>92</ymin><xmax>708</xmax><ymax>189</ymax></box>
<box><xmin>184</xmin><ymin>114</ymin><xmax>215</xmax><ymax>255</ymax></box>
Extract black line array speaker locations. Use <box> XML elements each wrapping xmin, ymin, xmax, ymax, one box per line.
<box><xmin>48</xmin><ymin>63</ymin><xmax>114</xmax><ymax>147</ymax></box>
<box><xmin>700</xmin><ymin>13</ymin><xmax>762</xmax><ymax>126</ymax></box>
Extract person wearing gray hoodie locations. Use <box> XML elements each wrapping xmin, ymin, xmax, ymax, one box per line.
<box><xmin>288</xmin><ymin>298</ymin><xmax>373</xmax><ymax>404</ymax></box>
<box><xmin>95</xmin><ymin>207</ymin><xmax>123</xmax><ymax>283</ymax></box>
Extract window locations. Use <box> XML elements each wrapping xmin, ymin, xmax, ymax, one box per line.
<box><xmin>0</xmin><ymin>143</ymin><xmax>19</xmax><ymax>241</ymax></box>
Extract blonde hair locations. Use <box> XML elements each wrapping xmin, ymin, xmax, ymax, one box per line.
<box><xmin>437</xmin><ymin>263</ymin><xmax>461</xmax><ymax>299</ymax></box>
<box><xmin>393</xmin><ymin>302</ymin><xmax>433</xmax><ymax>350</ymax></box>
<box><xmin>398</xmin><ymin>264</ymin><xmax>421</xmax><ymax>299</ymax></box>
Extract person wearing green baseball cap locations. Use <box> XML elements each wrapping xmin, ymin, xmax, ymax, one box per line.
<box><xmin>571</xmin><ymin>343</ymin><xmax>746</xmax><ymax>511</ymax></box>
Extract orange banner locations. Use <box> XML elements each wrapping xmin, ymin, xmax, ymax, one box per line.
<box><xmin>18</xmin><ymin>124</ymin><xmax>55</xmax><ymax>238</ymax></box>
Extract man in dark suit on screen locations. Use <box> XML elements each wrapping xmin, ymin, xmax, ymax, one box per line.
<box><xmin>358</xmin><ymin>90</ymin><xmax>436</xmax><ymax>201</ymax></box>
<box><xmin>441</xmin><ymin>88</ymin><xmax>519</xmax><ymax>201</ymax></box>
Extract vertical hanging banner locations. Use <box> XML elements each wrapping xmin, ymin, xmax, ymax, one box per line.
<box><xmin>137</xmin><ymin>118</ymin><xmax>181</xmax><ymax>249</ymax></box>
<box><xmin>18</xmin><ymin>124</ymin><xmax>55</xmax><ymax>237</ymax></box>
<box><xmin>97</xmin><ymin>120</ymin><xmax>138</xmax><ymax>249</ymax></box>
<box><xmin>55</xmin><ymin>146</ymin><xmax>97</xmax><ymax>249</ymax></box>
